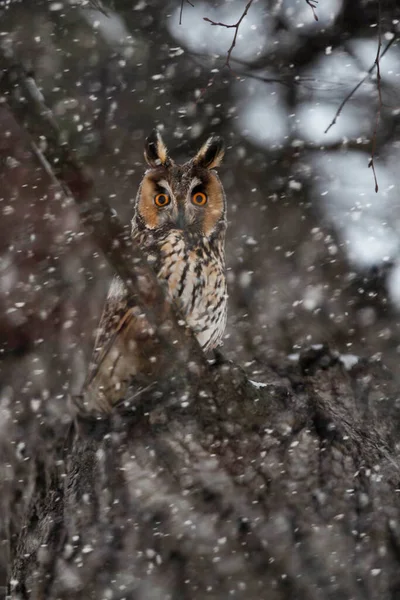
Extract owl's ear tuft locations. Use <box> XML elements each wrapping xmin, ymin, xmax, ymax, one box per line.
<box><xmin>193</xmin><ymin>136</ymin><xmax>225</xmax><ymax>169</ymax></box>
<box><xmin>144</xmin><ymin>130</ymin><xmax>169</xmax><ymax>168</ymax></box>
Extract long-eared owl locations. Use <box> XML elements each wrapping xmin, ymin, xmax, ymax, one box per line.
<box><xmin>81</xmin><ymin>131</ymin><xmax>227</xmax><ymax>413</ymax></box>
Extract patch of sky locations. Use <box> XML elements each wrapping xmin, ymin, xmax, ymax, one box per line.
<box><xmin>234</xmin><ymin>78</ymin><xmax>289</xmax><ymax>148</ymax></box>
<box><xmin>280</xmin><ymin>0</ymin><xmax>343</xmax><ymax>33</ymax></box>
<box><xmin>313</xmin><ymin>151</ymin><xmax>399</xmax><ymax>270</ymax></box>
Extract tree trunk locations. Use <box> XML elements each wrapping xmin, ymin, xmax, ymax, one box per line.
<box><xmin>6</xmin><ymin>346</ymin><xmax>400</xmax><ymax>600</ymax></box>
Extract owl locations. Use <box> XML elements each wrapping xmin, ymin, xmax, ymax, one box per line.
<box><xmin>79</xmin><ymin>131</ymin><xmax>227</xmax><ymax>414</ymax></box>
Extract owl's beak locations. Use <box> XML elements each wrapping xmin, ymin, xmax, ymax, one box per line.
<box><xmin>175</xmin><ymin>207</ymin><xmax>186</xmax><ymax>229</ymax></box>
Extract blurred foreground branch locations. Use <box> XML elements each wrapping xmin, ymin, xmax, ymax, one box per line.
<box><xmin>0</xmin><ymin>53</ymin><xmax>173</xmax><ymax>335</ymax></box>
<box><xmin>0</xmin><ymin>47</ymin><xmax>207</xmax><ymax>415</ymax></box>
<box><xmin>368</xmin><ymin>0</ymin><xmax>383</xmax><ymax>193</ymax></box>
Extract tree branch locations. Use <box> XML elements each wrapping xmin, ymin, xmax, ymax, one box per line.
<box><xmin>305</xmin><ymin>0</ymin><xmax>318</xmax><ymax>21</ymax></box>
<box><xmin>179</xmin><ymin>0</ymin><xmax>194</xmax><ymax>25</ymax></box>
<box><xmin>324</xmin><ymin>35</ymin><xmax>396</xmax><ymax>137</ymax></box>
<box><xmin>368</xmin><ymin>0</ymin><xmax>383</xmax><ymax>193</ymax></box>
<box><xmin>203</xmin><ymin>0</ymin><xmax>254</xmax><ymax>71</ymax></box>
<box><xmin>325</xmin><ymin>30</ymin><xmax>396</xmax><ymax>192</ymax></box>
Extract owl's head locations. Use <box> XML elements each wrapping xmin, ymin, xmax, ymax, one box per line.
<box><xmin>132</xmin><ymin>131</ymin><xmax>226</xmax><ymax>241</ymax></box>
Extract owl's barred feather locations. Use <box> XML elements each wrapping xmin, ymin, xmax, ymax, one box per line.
<box><xmin>81</xmin><ymin>132</ymin><xmax>227</xmax><ymax>412</ymax></box>
<box><xmin>140</xmin><ymin>228</ymin><xmax>227</xmax><ymax>352</ymax></box>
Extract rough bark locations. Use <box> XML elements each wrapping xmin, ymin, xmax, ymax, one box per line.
<box><xmin>5</xmin><ymin>346</ymin><xmax>400</xmax><ymax>600</ymax></box>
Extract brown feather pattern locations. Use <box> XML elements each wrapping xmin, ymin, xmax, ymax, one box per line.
<box><xmin>80</xmin><ymin>134</ymin><xmax>227</xmax><ymax>412</ymax></box>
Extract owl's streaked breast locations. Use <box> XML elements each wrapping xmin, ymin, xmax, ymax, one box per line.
<box><xmin>139</xmin><ymin>229</ymin><xmax>227</xmax><ymax>352</ymax></box>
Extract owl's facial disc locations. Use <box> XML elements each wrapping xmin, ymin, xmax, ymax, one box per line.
<box><xmin>134</xmin><ymin>133</ymin><xmax>226</xmax><ymax>238</ymax></box>
<box><xmin>136</xmin><ymin>167</ymin><xmax>225</xmax><ymax>238</ymax></box>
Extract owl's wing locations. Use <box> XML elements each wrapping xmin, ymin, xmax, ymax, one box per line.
<box><xmin>76</xmin><ymin>276</ymin><xmax>145</xmax><ymax>414</ymax></box>
<box><xmin>84</xmin><ymin>276</ymin><xmax>131</xmax><ymax>387</ymax></box>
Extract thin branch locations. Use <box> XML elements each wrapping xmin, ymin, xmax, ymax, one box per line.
<box><xmin>305</xmin><ymin>0</ymin><xmax>318</xmax><ymax>22</ymax></box>
<box><xmin>368</xmin><ymin>1</ymin><xmax>383</xmax><ymax>193</ymax></box>
<box><xmin>187</xmin><ymin>48</ymin><xmax>356</xmax><ymax>95</ymax></box>
<box><xmin>179</xmin><ymin>0</ymin><xmax>194</xmax><ymax>25</ymax></box>
<box><xmin>203</xmin><ymin>0</ymin><xmax>254</xmax><ymax>72</ymax></box>
<box><xmin>238</xmin><ymin>71</ymin><xmax>324</xmax><ymax>90</ymax></box>
<box><xmin>324</xmin><ymin>34</ymin><xmax>396</xmax><ymax>135</ymax></box>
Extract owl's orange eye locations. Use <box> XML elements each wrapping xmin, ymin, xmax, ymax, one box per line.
<box><xmin>154</xmin><ymin>193</ymin><xmax>170</xmax><ymax>207</ymax></box>
<box><xmin>192</xmin><ymin>192</ymin><xmax>207</xmax><ymax>206</ymax></box>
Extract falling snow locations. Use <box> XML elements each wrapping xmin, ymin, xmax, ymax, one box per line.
<box><xmin>2</xmin><ymin>0</ymin><xmax>400</xmax><ymax>596</ymax></box>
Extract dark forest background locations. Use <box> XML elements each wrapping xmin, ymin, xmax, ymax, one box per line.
<box><xmin>1</xmin><ymin>0</ymin><xmax>400</xmax><ymax>595</ymax></box>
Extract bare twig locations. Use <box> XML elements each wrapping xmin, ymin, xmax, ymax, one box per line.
<box><xmin>203</xmin><ymin>0</ymin><xmax>254</xmax><ymax>71</ymax></box>
<box><xmin>368</xmin><ymin>1</ymin><xmax>383</xmax><ymax>193</ymax></box>
<box><xmin>324</xmin><ymin>34</ymin><xmax>396</xmax><ymax>135</ymax></box>
<box><xmin>179</xmin><ymin>0</ymin><xmax>194</xmax><ymax>25</ymax></box>
<box><xmin>305</xmin><ymin>0</ymin><xmax>318</xmax><ymax>22</ymax></box>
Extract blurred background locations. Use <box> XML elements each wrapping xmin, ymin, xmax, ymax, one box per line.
<box><xmin>1</xmin><ymin>0</ymin><xmax>400</xmax><ymax>410</ymax></box>
<box><xmin>1</xmin><ymin>0</ymin><xmax>400</xmax><ymax>591</ymax></box>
